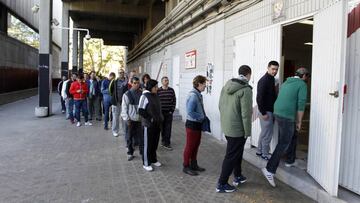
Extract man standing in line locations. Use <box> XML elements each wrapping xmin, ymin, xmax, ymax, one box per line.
<box><xmin>256</xmin><ymin>61</ymin><xmax>279</xmax><ymax>160</ymax></box>
<box><xmin>138</xmin><ymin>79</ymin><xmax>163</xmax><ymax>172</ymax></box>
<box><xmin>102</xmin><ymin>73</ymin><xmax>115</xmax><ymax>130</ymax></box>
<box><xmin>262</xmin><ymin>67</ymin><xmax>309</xmax><ymax>187</ymax></box>
<box><xmin>216</xmin><ymin>65</ymin><xmax>253</xmax><ymax>193</ymax></box>
<box><xmin>62</xmin><ymin>73</ymin><xmax>77</xmax><ymax>123</ymax></box>
<box><xmin>157</xmin><ymin>76</ymin><xmax>176</xmax><ymax>150</ymax></box>
<box><xmin>58</xmin><ymin>75</ymin><xmax>67</xmax><ymax>113</ymax></box>
<box><xmin>121</xmin><ymin>76</ymin><xmax>142</xmax><ymax>161</ymax></box>
<box><xmin>88</xmin><ymin>71</ymin><xmax>102</xmax><ymax>121</ymax></box>
<box><xmin>70</xmin><ymin>74</ymin><xmax>92</xmax><ymax>127</ymax></box>
<box><xmin>109</xmin><ymin>69</ymin><xmax>128</xmax><ymax>137</ymax></box>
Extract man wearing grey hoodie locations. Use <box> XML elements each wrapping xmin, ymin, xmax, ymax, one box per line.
<box><xmin>121</xmin><ymin>76</ymin><xmax>142</xmax><ymax>161</ymax></box>
<box><xmin>216</xmin><ymin>65</ymin><xmax>253</xmax><ymax>193</ymax></box>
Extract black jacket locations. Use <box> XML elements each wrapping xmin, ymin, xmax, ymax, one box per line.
<box><xmin>138</xmin><ymin>91</ymin><xmax>164</xmax><ymax>128</ymax></box>
<box><xmin>109</xmin><ymin>79</ymin><xmax>128</xmax><ymax>105</ymax></box>
<box><xmin>256</xmin><ymin>73</ymin><xmax>277</xmax><ymax>115</ymax></box>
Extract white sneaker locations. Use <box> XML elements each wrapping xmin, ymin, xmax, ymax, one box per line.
<box><xmin>76</xmin><ymin>122</ymin><xmax>81</xmax><ymax>127</ymax></box>
<box><xmin>153</xmin><ymin>161</ymin><xmax>162</xmax><ymax>167</ymax></box>
<box><xmin>85</xmin><ymin>122</ymin><xmax>92</xmax><ymax>126</ymax></box>
<box><xmin>143</xmin><ymin>165</ymin><xmax>153</xmax><ymax>172</ymax></box>
<box><xmin>285</xmin><ymin>162</ymin><xmax>296</xmax><ymax>167</ymax></box>
<box><xmin>113</xmin><ymin>132</ymin><xmax>119</xmax><ymax>137</ymax></box>
<box><xmin>262</xmin><ymin>168</ymin><xmax>276</xmax><ymax>187</ymax></box>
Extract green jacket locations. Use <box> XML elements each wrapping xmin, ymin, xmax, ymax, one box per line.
<box><xmin>219</xmin><ymin>78</ymin><xmax>253</xmax><ymax>138</ymax></box>
<box><xmin>274</xmin><ymin>77</ymin><xmax>307</xmax><ymax>121</ymax></box>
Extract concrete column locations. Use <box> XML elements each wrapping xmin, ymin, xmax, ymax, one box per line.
<box><xmin>72</xmin><ymin>29</ymin><xmax>78</xmax><ymax>73</ymax></box>
<box><xmin>78</xmin><ymin>31</ymin><xmax>85</xmax><ymax>73</ymax></box>
<box><xmin>61</xmin><ymin>3</ymin><xmax>69</xmax><ymax>77</ymax></box>
<box><xmin>0</xmin><ymin>3</ymin><xmax>7</xmax><ymax>34</ymax></box>
<box><xmin>38</xmin><ymin>0</ymin><xmax>53</xmax><ymax>116</ymax></box>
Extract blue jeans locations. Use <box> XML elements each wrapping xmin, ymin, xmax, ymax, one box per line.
<box><xmin>266</xmin><ymin>115</ymin><xmax>295</xmax><ymax>174</ymax></box>
<box><xmin>103</xmin><ymin>96</ymin><xmax>112</xmax><ymax>128</ymax></box>
<box><xmin>65</xmin><ymin>98</ymin><xmax>74</xmax><ymax>120</ymax></box>
<box><xmin>74</xmin><ymin>100</ymin><xmax>88</xmax><ymax>122</ymax></box>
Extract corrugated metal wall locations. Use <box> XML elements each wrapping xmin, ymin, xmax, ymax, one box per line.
<box><xmin>224</xmin><ymin>0</ymin><xmax>337</xmax><ymax>73</ymax></box>
<box><xmin>339</xmin><ymin>3</ymin><xmax>360</xmax><ymax>195</ymax></box>
<box><xmin>127</xmin><ymin>0</ymin><xmax>360</xmax><ymax>196</ymax></box>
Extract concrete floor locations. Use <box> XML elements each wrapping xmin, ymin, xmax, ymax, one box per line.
<box><xmin>0</xmin><ymin>94</ymin><xmax>315</xmax><ymax>203</ymax></box>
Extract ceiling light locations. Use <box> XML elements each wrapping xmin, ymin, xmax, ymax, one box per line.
<box><xmin>304</xmin><ymin>42</ymin><xmax>313</xmax><ymax>46</ymax></box>
<box><xmin>299</xmin><ymin>20</ymin><xmax>313</xmax><ymax>25</ymax></box>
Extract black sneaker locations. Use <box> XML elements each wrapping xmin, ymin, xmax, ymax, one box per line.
<box><xmin>216</xmin><ymin>183</ymin><xmax>236</xmax><ymax>193</ymax></box>
<box><xmin>233</xmin><ymin>175</ymin><xmax>247</xmax><ymax>186</ymax></box>
<box><xmin>104</xmin><ymin>126</ymin><xmax>109</xmax><ymax>130</ymax></box>
<box><xmin>183</xmin><ymin>167</ymin><xmax>198</xmax><ymax>176</ymax></box>
<box><xmin>190</xmin><ymin>160</ymin><xmax>205</xmax><ymax>172</ymax></box>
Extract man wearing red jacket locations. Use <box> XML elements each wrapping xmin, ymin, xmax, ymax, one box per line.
<box><xmin>70</xmin><ymin>75</ymin><xmax>92</xmax><ymax>127</ymax></box>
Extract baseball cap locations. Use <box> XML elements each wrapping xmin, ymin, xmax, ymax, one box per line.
<box><xmin>296</xmin><ymin>67</ymin><xmax>310</xmax><ymax>76</ymax></box>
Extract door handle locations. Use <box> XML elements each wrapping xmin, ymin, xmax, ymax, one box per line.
<box><xmin>329</xmin><ymin>91</ymin><xmax>339</xmax><ymax>98</ymax></box>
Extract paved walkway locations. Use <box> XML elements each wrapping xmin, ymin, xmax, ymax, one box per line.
<box><xmin>0</xmin><ymin>95</ymin><xmax>314</xmax><ymax>203</ymax></box>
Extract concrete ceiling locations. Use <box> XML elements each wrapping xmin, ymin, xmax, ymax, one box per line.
<box><xmin>63</xmin><ymin>0</ymin><xmax>165</xmax><ymax>49</ymax></box>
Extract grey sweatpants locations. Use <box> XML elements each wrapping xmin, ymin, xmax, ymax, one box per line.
<box><xmin>112</xmin><ymin>103</ymin><xmax>125</xmax><ymax>135</ymax></box>
<box><xmin>257</xmin><ymin>111</ymin><xmax>274</xmax><ymax>156</ymax></box>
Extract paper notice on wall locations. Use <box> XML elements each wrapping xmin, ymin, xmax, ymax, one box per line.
<box><xmin>185</xmin><ymin>50</ymin><xmax>196</xmax><ymax>69</ymax></box>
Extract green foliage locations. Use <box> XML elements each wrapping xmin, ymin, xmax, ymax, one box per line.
<box><xmin>7</xmin><ymin>14</ymin><xmax>39</xmax><ymax>49</ymax></box>
<box><xmin>83</xmin><ymin>38</ymin><xmax>125</xmax><ymax>77</ymax></box>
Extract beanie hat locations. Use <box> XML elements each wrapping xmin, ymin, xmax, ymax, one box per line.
<box><xmin>145</xmin><ymin>79</ymin><xmax>158</xmax><ymax>91</ymax></box>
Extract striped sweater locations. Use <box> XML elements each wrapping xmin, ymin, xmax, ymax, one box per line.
<box><xmin>157</xmin><ymin>86</ymin><xmax>176</xmax><ymax>113</ymax></box>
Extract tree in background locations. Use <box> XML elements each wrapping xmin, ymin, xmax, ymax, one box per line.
<box><xmin>7</xmin><ymin>14</ymin><xmax>39</xmax><ymax>49</ymax></box>
<box><xmin>83</xmin><ymin>38</ymin><xmax>125</xmax><ymax>77</ymax></box>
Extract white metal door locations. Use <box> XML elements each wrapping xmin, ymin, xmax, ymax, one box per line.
<box><xmin>234</xmin><ymin>26</ymin><xmax>281</xmax><ymax>149</ymax></box>
<box><xmin>307</xmin><ymin>0</ymin><xmax>347</xmax><ymax>196</ymax></box>
<box><xmin>252</xmin><ymin>26</ymin><xmax>281</xmax><ymax>150</ymax></box>
<box><xmin>172</xmin><ymin>56</ymin><xmax>180</xmax><ymax>109</ymax></box>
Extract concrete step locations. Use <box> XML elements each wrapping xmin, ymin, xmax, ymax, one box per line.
<box><xmin>243</xmin><ymin>147</ymin><xmax>349</xmax><ymax>203</ymax></box>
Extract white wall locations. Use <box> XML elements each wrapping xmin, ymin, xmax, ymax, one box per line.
<box><xmin>340</xmin><ymin>5</ymin><xmax>360</xmax><ymax>194</ymax></box>
<box><xmin>129</xmin><ymin>0</ymin><xmax>339</xmax><ymax>142</ymax></box>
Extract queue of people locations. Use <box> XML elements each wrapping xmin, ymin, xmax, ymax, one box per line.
<box><xmin>56</xmin><ymin>62</ymin><xmax>309</xmax><ymax>194</ymax></box>
<box><xmin>57</xmin><ymin>69</ymin><xmax>177</xmax><ymax>173</ymax></box>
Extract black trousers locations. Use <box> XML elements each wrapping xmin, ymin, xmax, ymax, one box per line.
<box><xmin>60</xmin><ymin>96</ymin><xmax>66</xmax><ymax>111</ymax></box>
<box><xmin>88</xmin><ymin>96</ymin><xmax>101</xmax><ymax>120</ymax></box>
<box><xmin>141</xmin><ymin>125</ymin><xmax>160</xmax><ymax>166</ymax></box>
<box><xmin>161</xmin><ymin>111</ymin><xmax>173</xmax><ymax>146</ymax></box>
<box><xmin>127</xmin><ymin>121</ymin><xmax>142</xmax><ymax>155</ymax></box>
<box><xmin>218</xmin><ymin>136</ymin><xmax>247</xmax><ymax>185</ymax></box>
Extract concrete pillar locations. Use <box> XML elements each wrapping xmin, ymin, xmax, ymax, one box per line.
<box><xmin>0</xmin><ymin>3</ymin><xmax>7</xmax><ymax>34</ymax></box>
<box><xmin>72</xmin><ymin>29</ymin><xmax>78</xmax><ymax>74</ymax></box>
<box><xmin>61</xmin><ymin>3</ymin><xmax>69</xmax><ymax>77</ymax></box>
<box><xmin>38</xmin><ymin>0</ymin><xmax>53</xmax><ymax>116</ymax></box>
<box><xmin>78</xmin><ymin>32</ymin><xmax>85</xmax><ymax>73</ymax></box>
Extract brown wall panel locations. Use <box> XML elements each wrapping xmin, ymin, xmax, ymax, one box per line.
<box><xmin>0</xmin><ymin>66</ymin><xmax>38</xmax><ymax>94</ymax></box>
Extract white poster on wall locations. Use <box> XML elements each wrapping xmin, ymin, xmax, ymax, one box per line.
<box><xmin>185</xmin><ymin>50</ymin><xmax>196</xmax><ymax>69</ymax></box>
